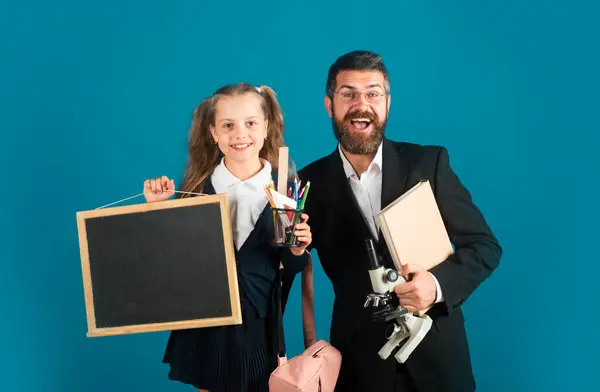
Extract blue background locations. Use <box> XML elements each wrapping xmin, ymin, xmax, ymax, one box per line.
<box><xmin>1</xmin><ymin>1</ymin><xmax>598</xmax><ymax>391</ymax></box>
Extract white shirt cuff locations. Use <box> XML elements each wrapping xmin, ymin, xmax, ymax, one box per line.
<box><xmin>430</xmin><ymin>272</ymin><xmax>444</xmax><ymax>303</ymax></box>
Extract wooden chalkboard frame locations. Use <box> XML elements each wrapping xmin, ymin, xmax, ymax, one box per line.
<box><xmin>75</xmin><ymin>193</ymin><xmax>241</xmax><ymax>337</ymax></box>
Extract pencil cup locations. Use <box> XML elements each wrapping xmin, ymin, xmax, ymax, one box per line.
<box><xmin>271</xmin><ymin>207</ymin><xmax>304</xmax><ymax>247</ymax></box>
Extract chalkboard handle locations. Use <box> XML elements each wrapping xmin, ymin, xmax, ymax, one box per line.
<box><xmin>94</xmin><ymin>190</ymin><xmax>209</xmax><ymax>210</ymax></box>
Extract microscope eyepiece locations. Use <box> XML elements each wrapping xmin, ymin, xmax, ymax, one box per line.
<box><xmin>365</xmin><ymin>239</ymin><xmax>382</xmax><ymax>270</ymax></box>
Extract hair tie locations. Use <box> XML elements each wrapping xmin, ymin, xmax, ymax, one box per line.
<box><xmin>256</xmin><ymin>86</ymin><xmax>262</xmax><ymax>94</ymax></box>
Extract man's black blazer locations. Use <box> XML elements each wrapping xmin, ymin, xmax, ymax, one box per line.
<box><xmin>283</xmin><ymin>139</ymin><xmax>502</xmax><ymax>392</ymax></box>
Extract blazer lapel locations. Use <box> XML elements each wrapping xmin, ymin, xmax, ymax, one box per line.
<box><xmin>204</xmin><ymin>178</ymin><xmax>243</xmax><ymax>254</ymax></box>
<box><xmin>380</xmin><ymin>138</ymin><xmax>409</xmax><ymax>211</ymax></box>
<box><xmin>207</xmin><ymin>173</ymin><xmax>274</xmax><ymax>253</ymax></box>
<box><xmin>239</xmin><ymin>171</ymin><xmax>279</xmax><ymax>249</ymax></box>
<box><xmin>325</xmin><ymin>148</ymin><xmax>373</xmax><ymax>241</ymax></box>
<box><xmin>241</xmin><ymin>202</ymin><xmax>271</xmax><ymax>250</ymax></box>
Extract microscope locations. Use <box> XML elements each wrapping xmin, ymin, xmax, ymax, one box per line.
<box><xmin>363</xmin><ymin>239</ymin><xmax>433</xmax><ymax>363</ymax></box>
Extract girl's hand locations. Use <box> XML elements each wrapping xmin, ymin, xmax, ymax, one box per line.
<box><xmin>291</xmin><ymin>213</ymin><xmax>312</xmax><ymax>256</ymax></box>
<box><xmin>143</xmin><ymin>176</ymin><xmax>175</xmax><ymax>203</ymax></box>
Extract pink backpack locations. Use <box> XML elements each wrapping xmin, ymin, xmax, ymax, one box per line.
<box><xmin>269</xmin><ymin>255</ymin><xmax>342</xmax><ymax>391</ymax></box>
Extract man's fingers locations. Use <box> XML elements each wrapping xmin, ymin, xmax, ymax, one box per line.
<box><xmin>400</xmin><ymin>291</ymin><xmax>427</xmax><ymax>307</ymax></box>
<box><xmin>398</xmin><ymin>290</ymin><xmax>418</xmax><ymax>300</ymax></box>
<box><xmin>400</xmin><ymin>303</ymin><xmax>417</xmax><ymax>313</ymax></box>
<box><xmin>402</xmin><ymin>263</ymin><xmax>423</xmax><ymax>278</ymax></box>
<box><xmin>399</xmin><ymin>296</ymin><xmax>419</xmax><ymax>311</ymax></box>
<box><xmin>394</xmin><ymin>281</ymin><xmax>415</xmax><ymax>295</ymax></box>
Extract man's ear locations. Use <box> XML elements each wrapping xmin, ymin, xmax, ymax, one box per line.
<box><xmin>324</xmin><ymin>96</ymin><xmax>333</xmax><ymax>118</ymax></box>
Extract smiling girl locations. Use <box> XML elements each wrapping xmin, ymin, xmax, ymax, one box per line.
<box><xmin>143</xmin><ymin>83</ymin><xmax>311</xmax><ymax>392</ymax></box>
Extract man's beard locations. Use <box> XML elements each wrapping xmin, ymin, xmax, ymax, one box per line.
<box><xmin>332</xmin><ymin>106</ymin><xmax>386</xmax><ymax>155</ymax></box>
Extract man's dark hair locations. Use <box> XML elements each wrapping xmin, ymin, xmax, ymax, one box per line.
<box><xmin>325</xmin><ymin>50</ymin><xmax>390</xmax><ymax>97</ymax></box>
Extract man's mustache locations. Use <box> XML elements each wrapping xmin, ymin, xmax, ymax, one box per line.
<box><xmin>343</xmin><ymin>110</ymin><xmax>379</xmax><ymax>122</ymax></box>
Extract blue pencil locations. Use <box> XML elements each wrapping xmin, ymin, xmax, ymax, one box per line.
<box><xmin>293</xmin><ymin>178</ymin><xmax>298</xmax><ymax>202</ymax></box>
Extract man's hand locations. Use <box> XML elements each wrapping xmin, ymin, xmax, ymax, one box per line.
<box><xmin>394</xmin><ymin>264</ymin><xmax>437</xmax><ymax>313</ymax></box>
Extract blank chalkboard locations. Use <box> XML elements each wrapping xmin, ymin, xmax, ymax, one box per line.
<box><xmin>76</xmin><ymin>193</ymin><xmax>240</xmax><ymax>337</ymax></box>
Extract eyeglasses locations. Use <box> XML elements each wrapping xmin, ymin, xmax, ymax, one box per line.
<box><xmin>331</xmin><ymin>90</ymin><xmax>389</xmax><ymax>103</ymax></box>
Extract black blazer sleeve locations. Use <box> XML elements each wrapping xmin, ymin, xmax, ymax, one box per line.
<box><xmin>280</xmin><ymin>248</ymin><xmax>309</xmax><ymax>276</ymax></box>
<box><xmin>429</xmin><ymin>147</ymin><xmax>502</xmax><ymax>315</ymax></box>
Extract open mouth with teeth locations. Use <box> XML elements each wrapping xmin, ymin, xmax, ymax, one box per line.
<box><xmin>349</xmin><ymin>118</ymin><xmax>373</xmax><ymax>131</ymax></box>
<box><xmin>230</xmin><ymin>142</ymin><xmax>253</xmax><ymax>151</ymax></box>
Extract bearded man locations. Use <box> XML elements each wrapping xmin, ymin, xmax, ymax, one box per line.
<box><xmin>284</xmin><ymin>50</ymin><xmax>502</xmax><ymax>392</ymax></box>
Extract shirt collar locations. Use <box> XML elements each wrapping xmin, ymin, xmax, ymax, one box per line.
<box><xmin>211</xmin><ymin>158</ymin><xmax>273</xmax><ymax>192</ymax></box>
<box><xmin>338</xmin><ymin>142</ymin><xmax>383</xmax><ymax>179</ymax></box>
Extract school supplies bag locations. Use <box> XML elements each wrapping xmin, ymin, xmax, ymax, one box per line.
<box><xmin>269</xmin><ymin>254</ymin><xmax>342</xmax><ymax>392</ymax></box>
